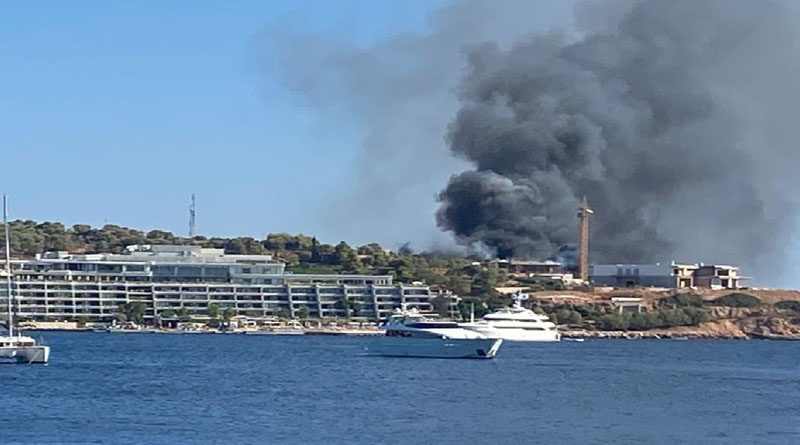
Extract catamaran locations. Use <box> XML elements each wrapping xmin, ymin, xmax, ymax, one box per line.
<box><xmin>0</xmin><ymin>195</ymin><xmax>50</xmax><ymax>364</ymax></box>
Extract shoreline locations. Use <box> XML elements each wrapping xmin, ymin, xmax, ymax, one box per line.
<box><xmin>18</xmin><ymin>325</ymin><xmax>800</xmax><ymax>340</ymax></box>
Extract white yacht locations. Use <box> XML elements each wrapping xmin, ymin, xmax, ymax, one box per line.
<box><xmin>1</xmin><ymin>195</ymin><xmax>50</xmax><ymax>364</ymax></box>
<box><xmin>461</xmin><ymin>293</ymin><xmax>560</xmax><ymax>342</ymax></box>
<box><xmin>367</xmin><ymin>308</ymin><xmax>503</xmax><ymax>359</ymax></box>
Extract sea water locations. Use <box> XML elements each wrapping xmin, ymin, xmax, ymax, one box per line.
<box><xmin>1</xmin><ymin>333</ymin><xmax>797</xmax><ymax>444</ymax></box>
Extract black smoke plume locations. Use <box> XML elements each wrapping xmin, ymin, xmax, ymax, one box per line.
<box><xmin>271</xmin><ymin>0</ymin><xmax>800</xmax><ymax>283</ymax></box>
<box><xmin>437</xmin><ymin>0</ymin><xmax>800</xmax><ymax>277</ymax></box>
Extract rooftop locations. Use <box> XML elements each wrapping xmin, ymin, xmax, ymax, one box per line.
<box><xmin>34</xmin><ymin>245</ymin><xmax>278</xmax><ymax>265</ymax></box>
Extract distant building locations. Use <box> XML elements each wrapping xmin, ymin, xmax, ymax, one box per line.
<box><xmin>611</xmin><ymin>297</ymin><xmax>646</xmax><ymax>314</ymax></box>
<box><xmin>0</xmin><ymin>245</ymin><xmax>457</xmax><ymax>322</ymax></box>
<box><xmin>499</xmin><ymin>259</ymin><xmax>563</xmax><ymax>276</ymax></box>
<box><xmin>590</xmin><ymin>263</ymin><xmax>676</xmax><ymax>288</ymax></box>
<box><xmin>591</xmin><ymin>262</ymin><xmax>744</xmax><ymax>290</ymax></box>
<box><xmin>496</xmin><ymin>259</ymin><xmax>576</xmax><ymax>287</ymax></box>
<box><xmin>684</xmin><ymin>264</ymin><xmax>743</xmax><ymax>289</ymax></box>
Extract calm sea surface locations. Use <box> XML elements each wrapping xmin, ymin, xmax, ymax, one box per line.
<box><xmin>1</xmin><ymin>332</ymin><xmax>798</xmax><ymax>444</ymax></box>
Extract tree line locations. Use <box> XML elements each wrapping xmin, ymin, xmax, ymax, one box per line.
<box><xmin>2</xmin><ymin>220</ymin><xmax>511</xmax><ymax>297</ymax></box>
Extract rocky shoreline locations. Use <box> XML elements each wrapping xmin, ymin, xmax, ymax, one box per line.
<box><xmin>562</xmin><ymin>323</ymin><xmax>800</xmax><ymax>341</ymax></box>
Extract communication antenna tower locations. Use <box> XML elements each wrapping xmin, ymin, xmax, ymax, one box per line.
<box><xmin>189</xmin><ymin>194</ymin><xmax>196</xmax><ymax>237</ymax></box>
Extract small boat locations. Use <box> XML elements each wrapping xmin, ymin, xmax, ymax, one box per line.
<box><xmin>0</xmin><ymin>335</ymin><xmax>50</xmax><ymax>364</ymax></box>
<box><xmin>460</xmin><ymin>292</ymin><xmax>560</xmax><ymax>342</ymax></box>
<box><xmin>563</xmin><ymin>338</ymin><xmax>585</xmax><ymax>342</ymax></box>
<box><xmin>367</xmin><ymin>308</ymin><xmax>503</xmax><ymax>359</ymax></box>
<box><xmin>1</xmin><ymin>195</ymin><xmax>50</xmax><ymax>364</ymax></box>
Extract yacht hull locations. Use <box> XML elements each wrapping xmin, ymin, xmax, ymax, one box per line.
<box><xmin>0</xmin><ymin>345</ymin><xmax>50</xmax><ymax>364</ymax></box>
<box><xmin>366</xmin><ymin>337</ymin><xmax>503</xmax><ymax>359</ymax></box>
<box><xmin>461</xmin><ymin>325</ymin><xmax>560</xmax><ymax>342</ymax></box>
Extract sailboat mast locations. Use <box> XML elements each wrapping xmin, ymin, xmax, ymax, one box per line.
<box><xmin>3</xmin><ymin>194</ymin><xmax>12</xmax><ymax>338</ymax></box>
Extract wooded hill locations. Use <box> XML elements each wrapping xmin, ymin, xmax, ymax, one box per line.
<box><xmin>1</xmin><ymin>220</ymin><xmax>505</xmax><ymax>298</ymax></box>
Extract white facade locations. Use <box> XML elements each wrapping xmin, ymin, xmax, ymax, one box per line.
<box><xmin>591</xmin><ymin>262</ymin><xmax>744</xmax><ymax>289</ymax></box>
<box><xmin>0</xmin><ymin>245</ymin><xmax>456</xmax><ymax>322</ymax></box>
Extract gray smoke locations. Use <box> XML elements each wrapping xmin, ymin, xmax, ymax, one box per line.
<box><xmin>436</xmin><ymin>0</ymin><xmax>800</xmax><ymax>280</ymax></box>
<box><xmin>269</xmin><ymin>0</ymin><xmax>800</xmax><ymax>283</ymax></box>
<box><xmin>264</xmin><ymin>0</ymin><xmax>577</xmax><ymax>251</ymax></box>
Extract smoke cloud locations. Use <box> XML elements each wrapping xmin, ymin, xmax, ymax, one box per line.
<box><xmin>437</xmin><ymin>0</ymin><xmax>800</xmax><ymax>281</ymax></box>
<box><xmin>271</xmin><ymin>0</ymin><xmax>800</xmax><ymax>283</ymax></box>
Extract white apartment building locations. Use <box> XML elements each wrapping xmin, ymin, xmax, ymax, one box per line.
<box><xmin>0</xmin><ymin>245</ymin><xmax>456</xmax><ymax>322</ymax></box>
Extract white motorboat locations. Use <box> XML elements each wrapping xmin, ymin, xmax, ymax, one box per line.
<box><xmin>367</xmin><ymin>308</ymin><xmax>503</xmax><ymax>359</ymax></box>
<box><xmin>1</xmin><ymin>195</ymin><xmax>50</xmax><ymax>364</ymax></box>
<box><xmin>461</xmin><ymin>292</ymin><xmax>560</xmax><ymax>342</ymax></box>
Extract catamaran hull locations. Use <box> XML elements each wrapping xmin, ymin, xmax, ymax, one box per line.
<box><xmin>0</xmin><ymin>345</ymin><xmax>50</xmax><ymax>364</ymax></box>
<box><xmin>460</xmin><ymin>326</ymin><xmax>560</xmax><ymax>342</ymax></box>
<box><xmin>366</xmin><ymin>337</ymin><xmax>503</xmax><ymax>359</ymax></box>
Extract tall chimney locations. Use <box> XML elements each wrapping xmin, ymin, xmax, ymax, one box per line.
<box><xmin>577</xmin><ymin>196</ymin><xmax>593</xmax><ymax>282</ymax></box>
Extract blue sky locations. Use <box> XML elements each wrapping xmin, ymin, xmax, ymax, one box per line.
<box><xmin>0</xmin><ymin>0</ymin><xmax>448</xmax><ymax>240</ymax></box>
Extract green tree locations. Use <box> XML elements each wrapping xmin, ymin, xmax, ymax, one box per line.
<box><xmin>297</xmin><ymin>306</ymin><xmax>310</xmax><ymax>319</ymax></box>
<box><xmin>457</xmin><ymin>298</ymin><xmax>491</xmax><ymax>321</ymax></box>
<box><xmin>276</xmin><ymin>307</ymin><xmax>291</xmax><ymax>320</ymax></box>
<box><xmin>159</xmin><ymin>309</ymin><xmax>176</xmax><ymax>319</ymax></box>
<box><xmin>334</xmin><ymin>241</ymin><xmax>365</xmax><ymax>273</ymax></box>
<box><xmin>470</xmin><ymin>264</ymin><xmax>505</xmax><ymax>297</ymax></box>
<box><xmin>175</xmin><ymin>306</ymin><xmax>191</xmax><ymax>322</ymax></box>
<box><xmin>224</xmin><ymin>238</ymin><xmax>247</xmax><ymax>254</ymax></box>
<box><xmin>349</xmin><ymin>299</ymin><xmax>362</xmax><ymax>317</ymax></box>
<box><xmin>206</xmin><ymin>302</ymin><xmax>220</xmax><ymax>319</ymax></box>
<box><xmin>430</xmin><ymin>296</ymin><xmax>453</xmax><ymax>317</ymax></box>
<box><xmin>555</xmin><ymin>309</ymin><xmax>583</xmax><ymax>326</ymax></box>
<box><xmin>75</xmin><ymin>315</ymin><xmax>89</xmax><ymax>328</ymax></box>
<box><xmin>116</xmin><ymin>301</ymin><xmax>146</xmax><ymax>324</ymax></box>
<box><xmin>334</xmin><ymin>298</ymin><xmax>362</xmax><ymax>317</ymax></box>
<box><xmin>334</xmin><ymin>298</ymin><xmax>351</xmax><ymax>317</ymax></box>
<box><xmin>221</xmin><ymin>307</ymin><xmax>236</xmax><ymax>327</ymax></box>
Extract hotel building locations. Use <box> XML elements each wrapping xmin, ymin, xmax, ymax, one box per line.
<box><xmin>0</xmin><ymin>245</ymin><xmax>456</xmax><ymax>322</ymax></box>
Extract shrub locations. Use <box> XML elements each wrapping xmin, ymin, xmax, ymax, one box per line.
<box><xmin>575</xmin><ymin>305</ymin><xmax>600</xmax><ymax>318</ymax></box>
<box><xmin>775</xmin><ymin>300</ymin><xmax>800</xmax><ymax>312</ymax></box>
<box><xmin>598</xmin><ymin>313</ymin><xmax>629</xmax><ymax>331</ymax></box>
<box><xmin>604</xmin><ymin>308</ymin><xmax>706</xmax><ymax>331</ymax></box>
<box><xmin>659</xmin><ymin>293</ymin><xmax>704</xmax><ymax>307</ymax></box>
<box><xmin>711</xmin><ymin>293</ymin><xmax>761</xmax><ymax>308</ymax></box>
<box><xmin>554</xmin><ymin>309</ymin><xmax>583</xmax><ymax>326</ymax></box>
<box><xmin>682</xmin><ymin>307</ymin><xmax>707</xmax><ymax>325</ymax></box>
<box><xmin>627</xmin><ymin>312</ymin><xmax>651</xmax><ymax>330</ymax></box>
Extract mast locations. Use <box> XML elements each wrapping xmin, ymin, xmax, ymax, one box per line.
<box><xmin>3</xmin><ymin>194</ymin><xmax>13</xmax><ymax>337</ymax></box>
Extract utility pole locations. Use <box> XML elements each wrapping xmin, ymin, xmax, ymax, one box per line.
<box><xmin>188</xmin><ymin>194</ymin><xmax>196</xmax><ymax>238</ymax></box>
<box><xmin>577</xmin><ymin>196</ymin><xmax>593</xmax><ymax>283</ymax></box>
